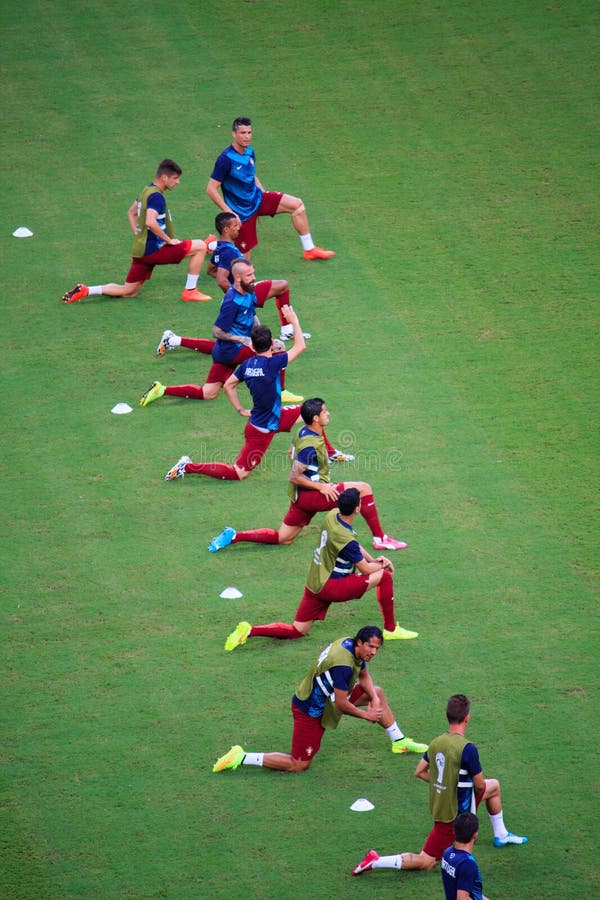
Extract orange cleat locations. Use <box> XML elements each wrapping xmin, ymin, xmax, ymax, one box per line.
<box><xmin>182</xmin><ymin>288</ymin><xmax>212</xmax><ymax>302</ymax></box>
<box><xmin>303</xmin><ymin>247</ymin><xmax>335</xmax><ymax>260</ymax></box>
<box><xmin>62</xmin><ymin>283</ymin><xmax>89</xmax><ymax>303</ymax></box>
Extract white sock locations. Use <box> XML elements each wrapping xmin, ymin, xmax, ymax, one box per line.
<box><xmin>300</xmin><ymin>233</ymin><xmax>315</xmax><ymax>251</ymax></box>
<box><xmin>373</xmin><ymin>854</ymin><xmax>403</xmax><ymax>870</ymax></box>
<box><xmin>89</xmin><ymin>285</ymin><xmax>103</xmax><ymax>295</ymax></box>
<box><xmin>171</xmin><ymin>334</ymin><xmax>182</xmax><ymax>347</ymax></box>
<box><xmin>242</xmin><ymin>753</ymin><xmax>264</xmax><ymax>767</ymax></box>
<box><xmin>489</xmin><ymin>811</ymin><xmax>508</xmax><ymax>840</ymax></box>
<box><xmin>386</xmin><ymin>722</ymin><xmax>405</xmax><ymax>742</ymax></box>
<box><xmin>185</xmin><ymin>274</ymin><xmax>199</xmax><ymax>290</ymax></box>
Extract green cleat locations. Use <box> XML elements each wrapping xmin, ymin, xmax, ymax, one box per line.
<box><xmin>140</xmin><ymin>381</ymin><xmax>165</xmax><ymax>407</ymax></box>
<box><xmin>281</xmin><ymin>389</ymin><xmax>304</xmax><ymax>404</ymax></box>
<box><xmin>224</xmin><ymin>621</ymin><xmax>252</xmax><ymax>652</ymax></box>
<box><xmin>392</xmin><ymin>736</ymin><xmax>429</xmax><ymax>754</ymax></box>
<box><xmin>383</xmin><ymin>623</ymin><xmax>418</xmax><ymax>640</ymax></box>
<box><xmin>212</xmin><ymin>744</ymin><xmax>246</xmax><ymax>773</ymax></box>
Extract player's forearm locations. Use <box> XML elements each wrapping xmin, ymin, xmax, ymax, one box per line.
<box><xmin>206</xmin><ymin>179</ymin><xmax>231</xmax><ymax>212</ymax></box>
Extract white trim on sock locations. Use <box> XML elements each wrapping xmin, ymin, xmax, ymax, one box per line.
<box><xmin>300</xmin><ymin>233</ymin><xmax>314</xmax><ymax>251</ymax></box>
<box><xmin>373</xmin><ymin>854</ymin><xmax>403</xmax><ymax>869</ymax></box>
<box><xmin>386</xmin><ymin>722</ymin><xmax>404</xmax><ymax>742</ymax></box>
<box><xmin>242</xmin><ymin>752</ymin><xmax>264</xmax><ymax>767</ymax></box>
<box><xmin>89</xmin><ymin>286</ymin><xmax>103</xmax><ymax>295</ymax></box>
<box><xmin>185</xmin><ymin>274</ymin><xmax>199</xmax><ymax>290</ymax></box>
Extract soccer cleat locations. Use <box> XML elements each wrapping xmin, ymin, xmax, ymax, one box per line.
<box><xmin>281</xmin><ymin>389</ymin><xmax>304</xmax><ymax>404</ymax></box>
<box><xmin>224</xmin><ymin>621</ymin><xmax>252</xmax><ymax>652</ymax></box>
<box><xmin>156</xmin><ymin>329</ymin><xmax>177</xmax><ymax>356</ymax></box>
<box><xmin>373</xmin><ymin>534</ymin><xmax>408</xmax><ymax>551</ymax></box>
<box><xmin>164</xmin><ymin>455</ymin><xmax>191</xmax><ymax>481</ymax></box>
<box><xmin>392</xmin><ymin>736</ymin><xmax>429</xmax><ymax>754</ymax></box>
<box><xmin>352</xmin><ymin>849</ymin><xmax>379</xmax><ymax>876</ymax></box>
<box><xmin>328</xmin><ymin>450</ymin><xmax>355</xmax><ymax>463</ymax></box>
<box><xmin>212</xmin><ymin>744</ymin><xmax>246</xmax><ymax>773</ymax></box>
<box><xmin>208</xmin><ymin>526</ymin><xmax>236</xmax><ymax>553</ymax></box>
<box><xmin>303</xmin><ymin>247</ymin><xmax>335</xmax><ymax>260</ymax></box>
<box><xmin>383</xmin><ymin>623</ymin><xmax>418</xmax><ymax>640</ymax></box>
<box><xmin>493</xmin><ymin>833</ymin><xmax>528</xmax><ymax>847</ymax></box>
<box><xmin>182</xmin><ymin>288</ymin><xmax>212</xmax><ymax>302</ymax></box>
<box><xmin>279</xmin><ymin>326</ymin><xmax>312</xmax><ymax>341</ymax></box>
<box><xmin>140</xmin><ymin>381</ymin><xmax>166</xmax><ymax>407</ymax></box>
<box><xmin>62</xmin><ymin>283</ymin><xmax>89</xmax><ymax>303</ymax></box>
<box><xmin>203</xmin><ymin>233</ymin><xmax>218</xmax><ymax>253</ymax></box>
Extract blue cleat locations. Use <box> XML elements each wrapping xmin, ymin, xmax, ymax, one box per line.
<box><xmin>208</xmin><ymin>526</ymin><xmax>236</xmax><ymax>553</ymax></box>
<box><xmin>493</xmin><ymin>833</ymin><xmax>528</xmax><ymax>847</ymax></box>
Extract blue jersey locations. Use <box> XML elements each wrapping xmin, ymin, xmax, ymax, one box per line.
<box><xmin>441</xmin><ymin>847</ymin><xmax>483</xmax><ymax>900</ymax></box>
<box><xmin>234</xmin><ymin>352</ymin><xmax>288</xmax><ymax>431</ymax></box>
<box><xmin>144</xmin><ymin>190</ymin><xmax>168</xmax><ymax>255</ymax></box>
<box><xmin>211</xmin><ymin>240</ymin><xmax>245</xmax><ymax>284</ymax></box>
<box><xmin>212</xmin><ymin>287</ymin><xmax>257</xmax><ymax>364</ymax></box>
<box><xmin>329</xmin><ymin>516</ymin><xmax>363</xmax><ymax>579</ymax></box>
<box><xmin>211</xmin><ymin>144</ymin><xmax>262</xmax><ymax>221</ymax></box>
<box><xmin>292</xmin><ymin>637</ymin><xmax>364</xmax><ymax>719</ymax></box>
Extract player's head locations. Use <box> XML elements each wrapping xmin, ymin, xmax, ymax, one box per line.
<box><xmin>353</xmin><ymin>625</ymin><xmax>384</xmax><ymax>661</ymax></box>
<box><xmin>453</xmin><ymin>812</ymin><xmax>479</xmax><ymax>844</ymax></box>
<box><xmin>446</xmin><ymin>694</ymin><xmax>471</xmax><ymax>724</ymax></box>
<box><xmin>338</xmin><ymin>487</ymin><xmax>360</xmax><ymax>516</ymax></box>
<box><xmin>156</xmin><ymin>159</ymin><xmax>182</xmax><ymax>177</ymax></box>
<box><xmin>230</xmin><ymin>258</ymin><xmax>254</xmax><ymax>290</ymax></box>
<box><xmin>300</xmin><ymin>398</ymin><xmax>325</xmax><ymax>425</ymax></box>
<box><xmin>215</xmin><ymin>211</ymin><xmax>240</xmax><ymax>235</ymax></box>
<box><xmin>232</xmin><ymin>116</ymin><xmax>252</xmax><ymax>131</ymax></box>
<box><xmin>355</xmin><ymin>625</ymin><xmax>383</xmax><ymax>644</ymax></box>
<box><xmin>250</xmin><ymin>324</ymin><xmax>272</xmax><ymax>353</ymax></box>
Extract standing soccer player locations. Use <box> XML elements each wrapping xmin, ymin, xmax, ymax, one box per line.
<box><xmin>62</xmin><ymin>159</ymin><xmax>212</xmax><ymax>304</ymax></box>
<box><xmin>206</xmin><ymin>117</ymin><xmax>335</xmax><ymax>259</ymax></box>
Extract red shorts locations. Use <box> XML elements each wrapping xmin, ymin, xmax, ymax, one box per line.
<box><xmin>294</xmin><ymin>574</ymin><xmax>371</xmax><ymax>623</ymax></box>
<box><xmin>254</xmin><ymin>280</ymin><xmax>272</xmax><ymax>307</ymax></box>
<box><xmin>235</xmin><ymin>406</ymin><xmax>301</xmax><ymax>472</ymax></box>
<box><xmin>290</xmin><ymin>684</ymin><xmax>365</xmax><ymax>762</ymax></box>
<box><xmin>283</xmin><ymin>485</ymin><xmax>346</xmax><ymax>527</ymax></box>
<box><xmin>422</xmin><ymin>793</ymin><xmax>484</xmax><ymax>860</ymax></box>
<box><xmin>236</xmin><ymin>192</ymin><xmax>283</xmax><ymax>252</ymax></box>
<box><xmin>125</xmin><ymin>240</ymin><xmax>192</xmax><ymax>284</ymax></box>
<box><xmin>205</xmin><ymin>346</ymin><xmax>255</xmax><ymax>385</ymax></box>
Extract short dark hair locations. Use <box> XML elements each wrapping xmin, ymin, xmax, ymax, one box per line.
<box><xmin>231</xmin><ymin>258</ymin><xmax>252</xmax><ymax>277</ymax></box>
<box><xmin>453</xmin><ymin>812</ymin><xmax>479</xmax><ymax>844</ymax></box>
<box><xmin>215</xmin><ymin>211</ymin><xmax>238</xmax><ymax>235</ymax></box>
<box><xmin>446</xmin><ymin>694</ymin><xmax>470</xmax><ymax>724</ymax></box>
<box><xmin>156</xmin><ymin>159</ymin><xmax>182</xmax><ymax>177</ymax></box>
<box><xmin>232</xmin><ymin>116</ymin><xmax>252</xmax><ymax>131</ymax></box>
<box><xmin>354</xmin><ymin>625</ymin><xmax>383</xmax><ymax>645</ymax></box>
<box><xmin>300</xmin><ymin>398</ymin><xmax>325</xmax><ymax>426</ymax></box>
<box><xmin>250</xmin><ymin>324</ymin><xmax>272</xmax><ymax>353</ymax></box>
<box><xmin>338</xmin><ymin>487</ymin><xmax>360</xmax><ymax>516</ymax></box>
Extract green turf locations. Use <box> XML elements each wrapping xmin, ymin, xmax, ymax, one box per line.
<box><xmin>1</xmin><ymin>1</ymin><xmax>598</xmax><ymax>897</ymax></box>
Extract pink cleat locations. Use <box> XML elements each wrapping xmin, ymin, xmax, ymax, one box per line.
<box><xmin>352</xmin><ymin>849</ymin><xmax>379</xmax><ymax>876</ymax></box>
<box><xmin>373</xmin><ymin>534</ymin><xmax>408</xmax><ymax>551</ymax></box>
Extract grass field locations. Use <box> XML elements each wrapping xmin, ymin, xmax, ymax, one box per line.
<box><xmin>1</xmin><ymin>1</ymin><xmax>598</xmax><ymax>897</ymax></box>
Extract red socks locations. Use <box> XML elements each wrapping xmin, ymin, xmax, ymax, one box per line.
<box><xmin>376</xmin><ymin>570</ymin><xmax>396</xmax><ymax>632</ymax></box>
<box><xmin>360</xmin><ymin>493</ymin><xmax>384</xmax><ymax>539</ymax></box>
<box><xmin>185</xmin><ymin>462</ymin><xmax>240</xmax><ymax>480</ymax></box>
<box><xmin>274</xmin><ymin>289</ymin><xmax>290</xmax><ymax>326</ymax></box>
<box><xmin>165</xmin><ymin>384</ymin><xmax>205</xmax><ymax>400</ymax></box>
<box><xmin>234</xmin><ymin>529</ymin><xmax>280</xmax><ymax>544</ymax></box>
<box><xmin>180</xmin><ymin>337</ymin><xmax>214</xmax><ymax>354</ymax></box>
<box><xmin>249</xmin><ymin>623</ymin><xmax>304</xmax><ymax>639</ymax></box>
